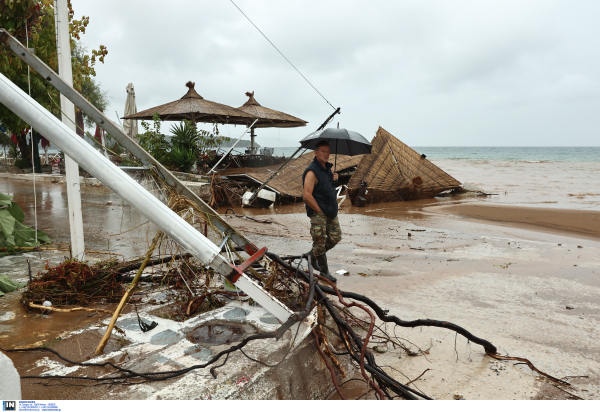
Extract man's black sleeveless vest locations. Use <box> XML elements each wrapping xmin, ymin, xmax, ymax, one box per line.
<box><xmin>302</xmin><ymin>157</ymin><xmax>338</xmax><ymax>219</ymax></box>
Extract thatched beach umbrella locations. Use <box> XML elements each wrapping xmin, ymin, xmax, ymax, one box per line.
<box><xmin>122</xmin><ymin>81</ymin><xmax>255</xmax><ymax>126</ymax></box>
<box><xmin>237</xmin><ymin>91</ymin><xmax>307</xmax><ymax>152</ymax></box>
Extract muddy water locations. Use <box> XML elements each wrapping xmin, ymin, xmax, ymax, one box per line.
<box><xmin>432</xmin><ymin>159</ymin><xmax>600</xmax><ymax>211</ymax></box>
<box><xmin>0</xmin><ymin>178</ymin><xmax>158</xmax><ymax>356</ymax></box>
<box><xmin>0</xmin><ymin>178</ymin><xmax>159</xmax><ymax>261</ymax></box>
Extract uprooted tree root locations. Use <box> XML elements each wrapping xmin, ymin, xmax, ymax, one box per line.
<box><xmin>3</xmin><ymin>249</ymin><xmax>570</xmax><ymax>400</ymax></box>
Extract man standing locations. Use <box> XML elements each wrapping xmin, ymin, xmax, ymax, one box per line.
<box><xmin>302</xmin><ymin>140</ymin><xmax>341</xmax><ymax>283</ymax></box>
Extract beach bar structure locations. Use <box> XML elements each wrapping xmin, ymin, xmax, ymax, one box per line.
<box><xmin>221</xmin><ymin>151</ymin><xmax>362</xmax><ymax>199</ymax></box>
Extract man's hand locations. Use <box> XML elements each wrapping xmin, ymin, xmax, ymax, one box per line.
<box><xmin>333</xmin><ymin>172</ymin><xmax>339</xmax><ymax>181</ymax></box>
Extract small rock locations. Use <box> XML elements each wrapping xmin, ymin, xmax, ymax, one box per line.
<box><xmin>453</xmin><ymin>393</ymin><xmax>463</xmax><ymax>400</ymax></box>
<box><xmin>373</xmin><ymin>346</ymin><xmax>387</xmax><ymax>354</ymax></box>
<box><xmin>408</xmin><ymin>233</ymin><xmax>412</xmax><ymax>237</ymax></box>
<box><xmin>106</xmin><ymin>201</ymin><xmax>113</xmax><ymax>205</ymax></box>
<box><xmin>566</xmin><ymin>305</ymin><xmax>574</xmax><ymax>310</ymax></box>
<box><xmin>577</xmin><ymin>246</ymin><xmax>583</xmax><ymax>248</ymax></box>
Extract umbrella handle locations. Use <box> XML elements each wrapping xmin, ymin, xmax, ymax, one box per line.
<box><xmin>334</xmin><ymin>139</ymin><xmax>338</xmax><ymax>179</ymax></box>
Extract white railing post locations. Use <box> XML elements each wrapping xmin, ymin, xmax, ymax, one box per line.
<box><xmin>54</xmin><ymin>0</ymin><xmax>85</xmax><ymax>260</ymax></box>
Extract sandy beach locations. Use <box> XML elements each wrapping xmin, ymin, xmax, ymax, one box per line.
<box><xmin>1</xmin><ymin>168</ymin><xmax>600</xmax><ymax>399</ymax></box>
<box><xmin>426</xmin><ymin>203</ymin><xmax>600</xmax><ymax>239</ymax></box>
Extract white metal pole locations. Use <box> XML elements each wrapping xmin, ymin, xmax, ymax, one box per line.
<box><xmin>54</xmin><ymin>0</ymin><xmax>85</xmax><ymax>260</ymax></box>
<box><xmin>208</xmin><ymin>119</ymin><xmax>258</xmax><ymax>174</ymax></box>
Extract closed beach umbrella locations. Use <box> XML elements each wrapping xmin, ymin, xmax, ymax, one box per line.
<box><xmin>123</xmin><ymin>83</ymin><xmax>138</xmax><ymax>141</ymax></box>
<box><xmin>300</xmin><ymin>127</ymin><xmax>372</xmax><ymax>171</ymax></box>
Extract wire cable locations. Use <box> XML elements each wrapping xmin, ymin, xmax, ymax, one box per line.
<box><xmin>229</xmin><ymin>0</ymin><xmax>336</xmax><ymax>110</ymax></box>
<box><xmin>25</xmin><ymin>19</ymin><xmax>39</xmax><ymax>254</ymax></box>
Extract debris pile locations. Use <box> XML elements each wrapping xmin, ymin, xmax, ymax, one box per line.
<box><xmin>20</xmin><ymin>259</ymin><xmax>125</xmax><ymax>306</ymax></box>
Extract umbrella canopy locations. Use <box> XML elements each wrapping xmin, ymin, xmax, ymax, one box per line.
<box><xmin>123</xmin><ymin>83</ymin><xmax>138</xmax><ymax>140</ymax></box>
<box><xmin>237</xmin><ymin>91</ymin><xmax>307</xmax><ymax>152</ymax></box>
<box><xmin>236</xmin><ymin>91</ymin><xmax>307</xmax><ymax>128</ymax></box>
<box><xmin>300</xmin><ymin>128</ymin><xmax>372</xmax><ymax>156</ymax></box>
<box><xmin>122</xmin><ymin>81</ymin><xmax>255</xmax><ymax>125</ymax></box>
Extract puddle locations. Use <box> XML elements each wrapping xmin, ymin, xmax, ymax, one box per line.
<box><xmin>187</xmin><ymin>321</ymin><xmax>255</xmax><ymax>346</ymax></box>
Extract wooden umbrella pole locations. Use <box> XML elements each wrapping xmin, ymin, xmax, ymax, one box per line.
<box><xmin>94</xmin><ymin>230</ymin><xmax>163</xmax><ymax>355</ymax></box>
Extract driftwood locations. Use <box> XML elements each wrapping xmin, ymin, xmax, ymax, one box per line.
<box><xmin>115</xmin><ymin>253</ymin><xmax>191</xmax><ymax>275</ymax></box>
<box><xmin>28</xmin><ymin>302</ymin><xmax>112</xmax><ymax>315</ymax></box>
<box><xmin>95</xmin><ymin>231</ymin><xmax>163</xmax><ymax>355</ymax></box>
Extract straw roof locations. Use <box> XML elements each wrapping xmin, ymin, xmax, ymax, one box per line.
<box><xmin>236</xmin><ymin>91</ymin><xmax>307</xmax><ymax>128</ymax></box>
<box><xmin>221</xmin><ymin>151</ymin><xmax>362</xmax><ymax>198</ymax></box>
<box><xmin>347</xmin><ymin>127</ymin><xmax>461</xmax><ymax>202</ymax></box>
<box><xmin>122</xmin><ymin>82</ymin><xmax>255</xmax><ymax>125</ymax></box>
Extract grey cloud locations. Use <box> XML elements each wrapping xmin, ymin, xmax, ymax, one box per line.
<box><xmin>73</xmin><ymin>0</ymin><xmax>600</xmax><ymax>147</ymax></box>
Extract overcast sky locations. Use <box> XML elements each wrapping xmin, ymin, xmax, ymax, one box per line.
<box><xmin>73</xmin><ymin>0</ymin><xmax>600</xmax><ymax>147</ymax></box>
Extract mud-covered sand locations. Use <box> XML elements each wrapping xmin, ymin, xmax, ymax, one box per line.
<box><xmin>426</xmin><ymin>203</ymin><xmax>600</xmax><ymax>240</ymax></box>
<box><xmin>229</xmin><ymin>206</ymin><xmax>600</xmax><ymax>400</ymax></box>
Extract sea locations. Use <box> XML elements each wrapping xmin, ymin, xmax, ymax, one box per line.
<box><xmin>271</xmin><ymin>146</ymin><xmax>600</xmax><ymax>211</ymax></box>
<box><xmin>270</xmin><ymin>146</ymin><xmax>600</xmax><ymax>163</ymax></box>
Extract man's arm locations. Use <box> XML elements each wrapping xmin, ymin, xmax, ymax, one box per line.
<box><xmin>303</xmin><ymin>170</ymin><xmax>322</xmax><ymax>214</ymax></box>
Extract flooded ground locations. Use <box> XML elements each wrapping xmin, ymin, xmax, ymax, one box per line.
<box><xmin>1</xmin><ymin>174</ymin><xmax>600</xmax><ymax>399</ymax></box>
<box><xmin>0</xmin><ymin>178</ymin><xmax>158</xmax><ymax>261</ymax></box>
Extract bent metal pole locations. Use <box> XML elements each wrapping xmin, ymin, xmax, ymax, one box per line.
<box><xmin>0</xmin><ymin>71</ymin><xmax>294</xmax><ymax>324</ymax></box>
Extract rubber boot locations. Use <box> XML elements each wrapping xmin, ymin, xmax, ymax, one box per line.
<box><xmin>316</xmin><ymin>253</ymin><xmax>337</xmax><ymax>283</ymax></box>
<box><xmin>305</xmin><ymin>250</ymin><xmax>321</xmax><ymax>272</ymax></box>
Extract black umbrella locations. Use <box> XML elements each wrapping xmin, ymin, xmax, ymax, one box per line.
<box><xmin>300</xmin><ymin>127</ymin><xmax>372</xmax><ymax>172</ymax></box>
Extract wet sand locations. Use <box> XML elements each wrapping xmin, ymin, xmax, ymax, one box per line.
<box><xmin>426</xmin><ymin>203</ymin><xmax>600</xmax><ymax>240</ymax></box>
<box><xmin>230</xmin><ymin>209</ymin><xmax>600</xmax><ymax>400</ymax></box>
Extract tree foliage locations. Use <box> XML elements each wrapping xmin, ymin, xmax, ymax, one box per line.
<box><xmin>138</xmin><ymin>114</ymin><xmax>170</xmax><ymax>165</ymax></box>
<box><xmin>0</xmin><ymin>0</ymin><xmax>108</xmax><ymax>162</ymax></box>
<box><xmin>138</xmin><ymin>114</ymin><xmax>231</xmax><ymax>173</ymax></box>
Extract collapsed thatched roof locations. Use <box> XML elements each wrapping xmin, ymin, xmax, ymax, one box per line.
<box><xmin>347</xmin><ymin>126</ymin><xmax>461</xmax><ymax>202</ymax></box>
<box><xmin>221</xmin><ymin>151</ymin><xmax>362</xmax><ymax>198</ymax></box>
<box><xmin>236</xmin><ymin>91</ymin><xmax>307</xmax><ymax>128</ymax></box>
<box><xmin>122</xmin><ymin>82</ymin><xmax>255</xmax><ymax>125</ymax></box>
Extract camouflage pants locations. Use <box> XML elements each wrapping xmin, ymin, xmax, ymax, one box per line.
<box><xmin>310</xmin><ymin>212</ymin><xmax>342</xmax><ymax>257</ymax></box>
